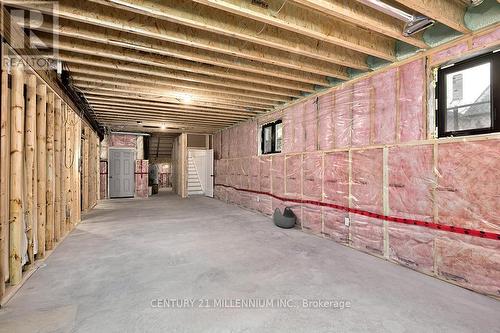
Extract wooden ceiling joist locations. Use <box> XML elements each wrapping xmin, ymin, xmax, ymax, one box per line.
<box><xmin>94</xmin><ymin>111</ymin><xmax>238</xmax><ymax>126</ymax></box>
<box><xmin>90</xmin><ymin>103</ymin><xmax>252</xmax><ymax>120</ymax></box>
<box><xmin>34</xmin><ymin>27</ymin><xmax>327</xmax><ymax>87</ymax></box>
<box><xmin>79</xmin><ymin>90</ymin><xmax>267</xmax><ymax>113</ymax></box>
<box><xmin>85</xmin><ymin>98</ymin><xmax>260</xmax><ymax>117</ymax></box>
<box><xmin>292</xmin><ymin>0</ymin><xmax>427</xmax><ymax>48</ymax></box>
<box><xmin>61</xmin><ymin>55</ymin><xmax>304</xmax><ymax>98</ymax></box>
<box><xmin>82</xmin><ymin>94</ymin><xmax>259</xmax><ymax>114</ymax></box>
<box><xmin>90</xmin><ymin>0</ymin><xmax>379</xmax><ymax>66</ymax></box>
<box><xmin>188</xmin><ymin>0</ymin><xmax>397</xmax><ymax>59</ymax></box>
<box><xmin>75</xmin><ymin>84</ymin><xmax>271</xmax><ymax>111</ymax></box>
<box><xmin>67</xmin><ymin>65</ymin><xmax>293</xmax><ymax>103</ymax></box>
<box><xmin>21</xmin><ymin>0</ymin><xmax>354</xmax><ymax>77</ymax></box>
<box><xmin>72</xmin><ymin>77</ymin><xmax>279</xmax><ymax>108</ymax></box>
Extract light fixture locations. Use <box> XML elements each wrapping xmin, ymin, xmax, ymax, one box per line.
<box><xmin>358</xmin><ymin>0</ymin><xmax>435</xmax><ymax>36</ymax></box>
<box><xmin>160</xmin><ymin>123</ymin><xmax>166</xmax><ymax>130</ymax></box>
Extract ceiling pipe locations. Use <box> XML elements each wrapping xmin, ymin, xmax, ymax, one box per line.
<box><xmin>358</xmin><ymin>0</ymin><xmax>435</xmax><ymax>36</ymax></box>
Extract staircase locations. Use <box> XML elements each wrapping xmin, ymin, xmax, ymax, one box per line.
<box><xmin>187</xmin><ymin>153</ymin><xmax>204</xmax><ymax>195</ymax></box>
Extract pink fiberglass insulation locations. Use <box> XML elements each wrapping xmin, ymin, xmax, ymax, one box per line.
<box><xmin>435</xmin><ymin>237</ymin><xmax>500</xmax><ymax>296</ymax></box>
<box><xmin>350</xmin><ymin>215</ymin><xmax>384</xmax><ymax>256</ymax></box>
<box><xmin>282</xmin><ymin>105</ymin><xmax>294</xmax><ymax>154</ymax></box>
<box><xmin>323</xmin><ymin>151</ymin><xmax>349</xmax><ymax>205</ymax></box>
<box><xmin>285</xmin><ymin>154</ymin><xmax>302</xmax><ymax>197</ymax></box>
<box><xmin>472</xmin><ymin>27</ymin><xmax>500</xmax><ymax>49</ymax></box>
<box><xmin>350</xmin><ymin>149</ymin><xmax>384</xmax><ymax>255</ymax></box>
<box><xmin>437</xmin><ymin>141</ymin><xmax>500</xmax><ymax>234</ymax></box>
<box><xmin>221</xmin><ymin>130</ymin><xmax>229</xmax><ymax>159</ymax></box>
<box><xmin>260</xmin><ymin>156</ymin><xmax>271</xmax><ymax>192</ymax></box>
<box><xmin>304</xmin><ymin>99</ymin><xmax>318</xmax><ymax>152</ymax></box>
<box><xmin>399</xmin><ymin>59</ymin><xmax>425</xmax><ymax>142</ymax></box>
<box><xmin>388</xmin><ymin>223</ymin><xmax>435</xmax><ymax>274</ymax></box>
<box><xmin>388</xmin><ymin>145</ymin><xmax>434</xmax><ymax>221</ymax></box>
<box><xmin>249</xmin><ymin>157</ymin><xmax>260</xmax><ymax>191</ymax></box>
<box><xmin>351</xmin><ymin>79</ymin><xmax>371</xmax><ymax>147</ymax></box>
<box><xmin>317</xmin><ymin>92</ymin><xmax>335</xmax><ymax>151</ymax></box>
<box><xmin>240</xmin><ymin>157</ymin><xmax>250</xmax><ymax>190</ymax></box>
<box><xmin>216</xmin><ymin>159</ymin><xmax>227</xmax><ymax>185</ymax></box>
<box><xmin>135</xmin><ymin>160</ymin><xmax>149</xmax><ymax>198</ymax></box>
<box><xmin>110</xmin><ymin>134</ymin><xmax>136</xmax><ymax>148</ymax></box>
<box><xmin>323</xmin><ymin>208</ymin><xmax>349</xmax><ymax>244</ymax></box>
<box><xmin>334</xmin><ymin>86</ymin><xmax>352</xmax><ymax>148</ymax></box>
<box><xmin>303</xmin><ymin>152</ymin><xmax>323</xmax><ymax>200</ymax></box>
<box><xmin>302</xmin><ymin>205</ymin><xmax>322</xmax><ymax>234</ymax></box>
<box><xmin>430</xmin><ymin>42</ymin><xmax>469</xmax><ymax>65</ymax></box>
<box><xmin>271</xmin><ymin>155</ymin><xmax>285</xmax><ymax>195</ymax></box>
<box><xmin>258</xmin><ymin>195</ymin><xmax>273</xmax><ymax>216</ymax></box>
<box><xmin>372</xmin><ymin>69</ymin><xmax>397</xmax><ymax>145</ymax></box>
<box><xmin>351</xmin><ymin>149</ymin><xmax>383</xmax><ymax>214</ymax></box>
<box><xmin>292</xmin><ymin>103</ymin><xmax>305</xmax><ymax>152</ymax></box>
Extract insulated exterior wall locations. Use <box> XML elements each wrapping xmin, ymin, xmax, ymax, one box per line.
<box><xmin>213</xmin><ymin>28</ymin><xmax>500</xmax><ymax>297</ymax></box>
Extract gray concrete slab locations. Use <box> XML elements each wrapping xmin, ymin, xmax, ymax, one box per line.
<box><xmin>1</xmin><ymin>190</ymin><xmax>499</xmax><ymax>333</ymax></box>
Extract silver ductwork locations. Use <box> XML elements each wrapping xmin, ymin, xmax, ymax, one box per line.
<box><xmin>358</xmin><ymin>0</ymin><xmax>435</xmax><ymax>36</ymax></box>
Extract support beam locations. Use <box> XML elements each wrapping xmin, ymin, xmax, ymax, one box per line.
<box><xmin>292</xmin><ymin>0</ymin><xmax>427</xmax><ymax>48</ymax></box>
<box><xmin>45</xmin><ymin>92</ymin><xmax>55</xmax><ymax>251</ymax></box>
<box><xmin>24</xmin><ymin>74</ymin><xmax>37</xmax><ymax>268</ymax></box>
<box><xmin>36</xmin><ymin>84</ymin><xmax>47</xmax><ymax>258</ymax></box>
<box><xmin>392</xmin><ymin>0</ymin><xmax>469</xmax><ymax>33</ymax></box>
<box><xmin>9</xmin><ymin>62</ymin><xmax>24</xmax><ymax>285</ymax></box>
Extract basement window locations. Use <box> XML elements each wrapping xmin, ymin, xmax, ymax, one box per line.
<box><xmin>261</xmin><ymin>120</ymin><xmax>282</xmax><ymax>154</ymax></box>
<box><xmin>437</xmin><ymin>51</ymin><xmax>500</xmax><ymax>137</ymax></box>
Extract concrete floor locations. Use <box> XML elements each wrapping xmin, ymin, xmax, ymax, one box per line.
<box><xmin>0</xmin><ymin>190</ymin><xmax>499</xmax><ymax>333</ymax></box>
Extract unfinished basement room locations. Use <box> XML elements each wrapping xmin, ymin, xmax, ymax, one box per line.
<box><xmin>0</xmin><ymin>0</ymin><xmax>499</xmax><ymax>332</ymax></box>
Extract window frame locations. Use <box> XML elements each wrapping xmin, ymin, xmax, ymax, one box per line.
<box><xmin>436</xmin><ymin>51</ymin><xmax>500</xmax><ymax>138</ymax></box>
<box><xmin>260</xmin><ymin>119</ymin><xmax>282</xmax><ymax>155</ymax></box>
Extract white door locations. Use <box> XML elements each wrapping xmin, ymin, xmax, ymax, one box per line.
<box><xmin>205</xmin><ymin>149</ymin><xmax>214</xmax><ymax>198</ymax></box>
<box><xmin>109</xmin><ymin>149</ymin><xmax>135</xmax><ymax>198</ymax></box>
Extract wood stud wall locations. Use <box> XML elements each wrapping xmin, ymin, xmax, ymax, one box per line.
<box><xmin>0</xmin><ymin>53</ymin><xmax>100</xmax><ymax>303</ymax></box>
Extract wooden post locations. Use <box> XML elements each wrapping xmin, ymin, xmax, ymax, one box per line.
<box><xmin>9</xmin><ymin>62</ymin><xmax>25</xmax><ymax>285</ymax></box>
<box><xmin>25</xmin><ymin>74</ymin><xmax>37</xmax><ymax>267</ymax></box>
<box><xmin>66</xmin><ymin>112</ymin><xmax>74</xmax><ymax>230</ymax></box>
<box><xmin>54</xmin><ymin>98</ymin><xmax>62</xmax><ymax>242</ymax></box>
<box><xmin>61</xmin><ymin>104</ymin><xmax>68</xmax><ymax>236</ymax></box>
<box><xmin>46</xmin><ymin>91</ymin><xmax>55</xmax><ymax>250</ymax></box>
<box><xmin>82</xmin><ymin>127</ymin><xmax>89</xmax><ymax>211</ymax></box>
<box><xmin>36</xmin><ymin>83</ymin><xmax>47</xmax><ymax>259</ymax></box>
<box><xmin>0</xmin><ymin>58</ymin><xmax>10</xmax><ymax>296</ymax></box>
<box><xmin>74</xmin><ymin>119</ymin><xmax>81</xmax><ymax>223</ymax></box>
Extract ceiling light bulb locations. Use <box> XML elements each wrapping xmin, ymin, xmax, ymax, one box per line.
<box><xmin>160</xmin><ymin>123</ymin><xmax>166</xmax><ymax>129</ymax></box>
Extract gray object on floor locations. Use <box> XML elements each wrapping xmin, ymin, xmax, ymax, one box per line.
<box><xmin>273</xmin><ymin>207</ymin><xmax>296</xmax><ymax>229</ymax></box>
